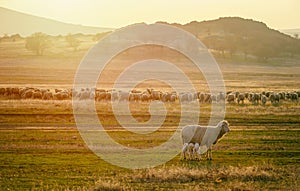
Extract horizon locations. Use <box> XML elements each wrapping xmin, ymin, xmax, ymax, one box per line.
<box><xmin>0</xmin><ymin>0</ymin><xmax>299</xmax><ymax>30</ymax></box>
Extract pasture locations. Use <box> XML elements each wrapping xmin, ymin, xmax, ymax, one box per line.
<box><xmin>0</xmin><ymin>37</ymin><xmax>299</xmax><ymax>190</ymax></box>
<box><xmin>0</xmin><ymin>100</ymin><xmax>299</xmax><ymax>190</ymax></box>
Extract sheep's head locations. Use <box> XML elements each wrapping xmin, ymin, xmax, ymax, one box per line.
<box><xmin>221</xmin><ymin>120</ymin><xmax>230</xmax><ymax>133</ymax></box>
<box><xmin>213</xmin><ymin>120</ymin><xmax>230</xmax><ymax>144</ymax></box>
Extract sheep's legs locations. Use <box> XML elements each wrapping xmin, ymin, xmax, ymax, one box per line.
<box><xmin>206</xmin><ymin>147</ymin><xmax>212</xmax><ymax>160</ymax></box>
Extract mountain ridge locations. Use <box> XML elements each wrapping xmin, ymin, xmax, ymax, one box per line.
<box><xmin>0</xmin><ymin>7</ymin><xmax>114</xmax><ymax>37</ymax></box>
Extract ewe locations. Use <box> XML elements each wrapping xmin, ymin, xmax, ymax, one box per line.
<box><xmin>181</xmin><ymin>120</ymin><xmax>230</xmax><ymax>160</ymax></box>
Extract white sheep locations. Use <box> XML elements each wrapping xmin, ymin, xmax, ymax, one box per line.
<box><xmin>193</xmin><ymin>143</ymin><xmax>201</xmax><ymax>160</ymax></box>
<box><xmin>180</xmin><ymin>142</ymin><xmax>195</xmax><ymax>160</ymax></box>
<box><xmin>181</xmin><ymin>120</ymin><xmax>230</xmax><ymax>160</ymax></box>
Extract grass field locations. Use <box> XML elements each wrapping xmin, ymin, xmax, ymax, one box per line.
<box><xmin>0</xmin><ymin>38</ymin><xmax>299</xmax><ymax>190</ymax></box>
<box><xmin>0</xmin><ymin>100</ymin><xmax>299</xmax><ymax>190</ymax></box>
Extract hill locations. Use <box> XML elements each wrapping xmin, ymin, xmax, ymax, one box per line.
<box><xmin>0</xmin><ymin>7</ymin><xmax>114</xmax><ymax>37</ymax></box>
<box><xmin>159</xmin><ymin>17</ymin><xmax>300</xmax><ymax>60</ymax></box>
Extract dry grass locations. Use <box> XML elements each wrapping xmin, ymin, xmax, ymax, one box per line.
<box><xmin>92</xmin><ymin>164</ymin><xmax>297</xmax><ymax>191</ymax></box>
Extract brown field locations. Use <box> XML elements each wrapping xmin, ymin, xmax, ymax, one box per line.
<box><xmin>0</xmin><ymin>36</ymin><xmax>299</xmax><ymax>190</ymax></box>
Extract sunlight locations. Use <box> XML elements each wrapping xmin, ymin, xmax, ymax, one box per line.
<box><xmin>44</xmin><ymin>0</ymin><xmax>86</xmax><ymax>13</ymax></box>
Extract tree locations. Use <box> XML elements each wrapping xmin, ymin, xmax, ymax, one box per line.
<box><xmin>66</xmin><ymin>34</ymin><xmax>80</xmax><ymax>51</ymax></box>
<box><xmin>25</xmin><ymin>32</ymin><xmax>50</xmax><ymax>55</ymax></box>
<box><xmin>252</xmin><ymin>43</ymin><xmax>280</xmax><ymax>62</ymax></box>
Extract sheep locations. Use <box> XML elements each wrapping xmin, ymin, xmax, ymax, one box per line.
<box><xmin>11</xmin><ymin>87</ymin><xmax>20</xmax><ymax>96</ymax></box>
<box><xmin>290</xmin><ymin>92</ymin><xmax>298</xmax><ymax>103</ymax></box>
<box><xmin>216</xmin><ymin>92</ymin><xmax>226</xmax><ymax>102</ymax></box>
<box><xmin>96</xmin><ymin>91</ymin><xmax>107</xmax><ymax>101</ymax></box>
<box><xmin>5</xmin><ymin>87</ymin><xmax>12</xmax><ymax>96</ymax></box>
<box><xmin>161</xmin><ymin>92</ymin><xmax>171</xmax><ymax>102</ymax></box>
<box><xmin>181</xmin><ymin>120</ymin><xmax>230</xmax><ymax>160</ymax></box>
<box><xmin>160</xmin><ymin>92</ymin><xmax>177</xmax><ymax>103</ymax></box>
<box><xmin>170</xmin><ymin>93</ymin><xmax>177</xmax><ymax>102</ymax></box>
<box><xmin>180</xmin><ymin>143</ymin><xmax>194</xmax><ymax>160</ymax></box>
<box><xmin>118</xmin><ymin>91</ymin><xmax>130</xmax><ymax>102</ymax></box>
<box><xmin>147</xmin><ymin>88</ymin><xmax>161</xmax><ymax>101</ymax></box>
<box><xmin>0</xmin><ymin>87</ymin><xmax>5</xmax><ymax>95</ymax></box>
<box><xmin>180</xmin><ymin>143</ymin><xmax>188</xmax><ymax>160</ymax></box>
<box><xmin>237</xmin><ymin>93</ymin><xmax>245</xmax><ymax>104</ymax></box>
<box><xmin>129</xmin><ymin>92</ymin><xmax>141</xmax><ymax>102</ymax></box>
<box><xmin>193</xmin><ymin>143</ymin><xmax>201</xmax><ymax>160</ymax></box>
<box><xmin>251</xmin><ymin>93</ymin><xmax>260</xmax><ymax>105</ymax></box>
<box><xmin>106</xmin><ymin>91</ymin><xmax>112</xmax><ymax>100</ymax></box>
<box><xmin>43</xmin><ymin>91</ymin><xmax>53</xmax><ymax>100</ymax></box>
<box><xmin>270</xmin><ymin>93</ymin><xmax>280</xmax><ymax>104</ymax></box>
<box><xmin>261</xmin><ymin>95</ymin><xmax>267</xmax><ymax>106</ymax></box>
<box><xmin>266</xmin><ymin>91</ymin><xmax>274</xmax><ymax>98</ymax></box>
<box><xmin>141</xmin><ymin>91</ymin><xmax>151</xmax><ymax>102</ymax></box>
<box><xmin>53</xmin><ymin>92</ymin><xmax>69</xmax><ymax>100</ymax></box>
<box><xmin>21</xmin><ymin>89</ymin><xmax>34</xmax><ymax>99</ymax></box>
<box><xmin>204</xmin><ymin>93</ymin><xmax>212</xmax><ymax>103</ymax></box>
<box><xmin>198</xmin><ymin>92</ymin><xmax>205</xmax><ymax>103</ymax></box>
<box><xmin>32</xmin><ymin>91</ymin><xmax>42</xmax><ymax>99</ymax></box>
<box><xmin>111</xmin><ymin>90</ymin><xmax>119</xmax><ymax>102</ymax></box>
<box><xmin>227</xmin><ymin>93</ymin><xmax>235</xmax><ymax>103</ymax></box>
<box><xmin>179</xmin><ymin>92</ymin><xmax>193</xmax><ymax>103</ymax></box>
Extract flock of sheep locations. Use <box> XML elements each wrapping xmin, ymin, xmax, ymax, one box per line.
<box><xmin>226</xmin><ymin>91</ymin><xmax>299</xmax><ymax>105</ymax></box>
<box><xmin>0</xmin><ymin>87</ymin><xmax>299</xmax><ymax>105</ymax></box>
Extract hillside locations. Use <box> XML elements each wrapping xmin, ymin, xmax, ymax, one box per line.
<box><xmin>0</xmin><ymin>7</ymin><xmax>114</xmax><ymax>37</ymax></box>
<box><xmin>160</xmin><ymin>17</ymin><xmax>300</xmax><ymax>60</ymax></box>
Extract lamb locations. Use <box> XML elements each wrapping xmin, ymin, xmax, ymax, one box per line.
<box><xmin>181</xmin><ymin>120</ymin><xmax>230</xmax><ymax>160</ymax></box>
<box><xmin>180</xmin><ymin>143</ymin><xmax>195</xmax><ymax>160</ymax></box>
<box><xmin>193</xmin><ymin>143</ymin><xmax>201</xmax><ymax>160</ymax></box>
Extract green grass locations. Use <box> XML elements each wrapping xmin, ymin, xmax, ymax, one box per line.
<box><xmin>0</xmin><ymin>128</ymin><xmax>299</xmax><ymax>190</ymax></box>
<box><xmin>0</xmin><ymin>100</ymin><xmax>299</xmax><ymax>190</ymax></box>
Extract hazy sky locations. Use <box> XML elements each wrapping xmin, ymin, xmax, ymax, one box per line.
<box><xmin>0</xmin><ymin>0</ymin><xmax>299</xmax><ymax>29</ymax></box>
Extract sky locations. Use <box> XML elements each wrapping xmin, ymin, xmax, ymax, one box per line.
<box><xmin>0</xmin><ymin>0</ymin><xmax>299</xmax><ymax>30</ymax></box>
